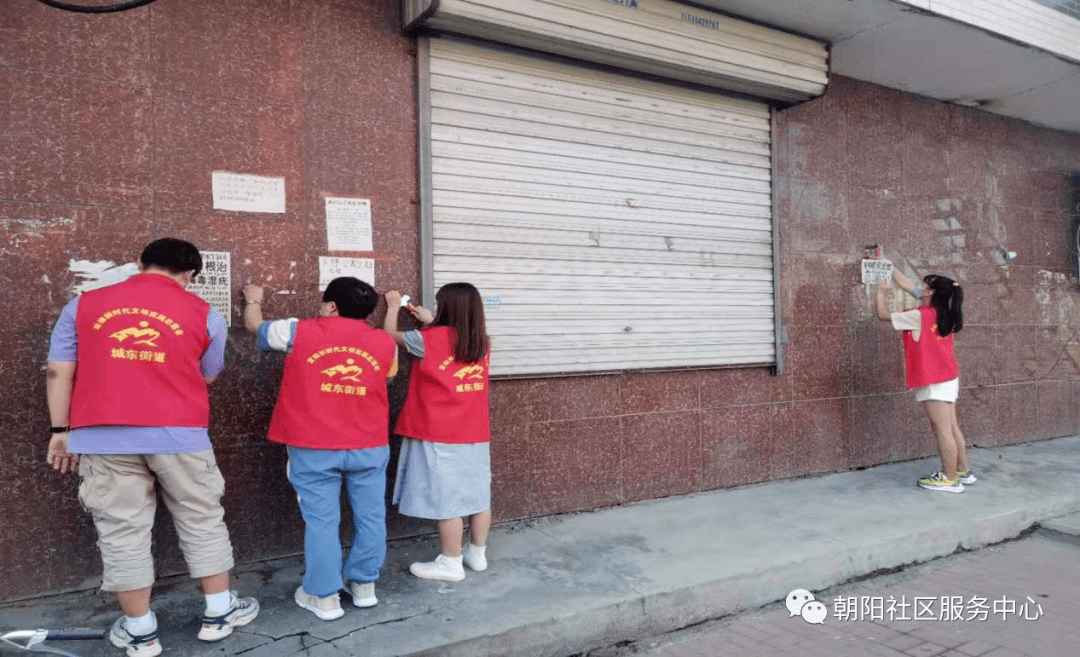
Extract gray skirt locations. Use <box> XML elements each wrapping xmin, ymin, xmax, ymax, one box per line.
<box><xmin>392</xmin><ymin>438</ymin><xmax>491</xmax><ymax>520</ymax></box>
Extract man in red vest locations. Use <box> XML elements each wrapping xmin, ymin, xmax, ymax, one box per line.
<box><xmin>242</xmin><ymin>277</ymin><xmax>397</xmax><ymax>621</ymax></box>
<box><xmin>46</xmin><ymin>238</ymin><xmax>258</xmax><ymax>657</ymax></box>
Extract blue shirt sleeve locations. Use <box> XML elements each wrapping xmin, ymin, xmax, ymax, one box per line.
<box><xmin>200</xmin><ymin>307</ymin><xmax>227</xmax><ymax>378</ymax></box>
<box><xmin>257</xmin><ymin>318</ymin><xmax>299</xmax><ymax>354</ymax></box>
<box><xmin>48</xmin><ymin>298</ymin><xmax>80</xmax><ymax>362</ymax></box>
<box><xmin>403</xmin><ymin>330</ymin><xmax>425</xmax><ymax>358</ymax></box>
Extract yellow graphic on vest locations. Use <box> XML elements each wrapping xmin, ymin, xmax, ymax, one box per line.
<box><xmin>321</xmin><ymin>358</ymin><xmax>364</xmax><ymax>382</ymax></box>
<box><xmin>306</xmin><ymin>346</ymin><xmax>380</xmax><ymax>372</ymax></box>
<box><xmin>320</xmin><ymin>382</ymin><xmax>367</xmax><ymax>396</ymax></box>
<box><xmin>94</xmin><ymin>308</ymin><xmax>184</xmax><ymax>336</ymax></box>
<box><xmin>110</xmin><ymin>348</ymin><xmax>166</xmax><ymax>363</ymax></box>
<box><xmin>109</xmin><ymin>321</ymin><xmax>162</xmax><ymax>346</ymax></box>
<box><xmin>452</xmin><ymin>364</ymin><xmax>484</xmax><ymax>381</ymax></box>
<box><xmin>455</xmin><ymin>382</ymin><xmax>485</xmax><ymax>393</ymax></box>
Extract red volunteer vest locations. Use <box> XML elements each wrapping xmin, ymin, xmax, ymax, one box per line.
<box><xmin>266</xmin><ymin>316</ymin><xmax>397</xmax><ymax>450</ymax></box>
<box><xmin>395</xmin><ymin>326</ymin><xmax>490</xmax><ymax>444</ymax></box>
<box><xmin>71</xmin><ymin>273</ymin><xmax>211</xmax><ymax>428</ymax></box>
<box><xmin>902</xmin><ymin>305</ymin><xmax>959</xmax><ymax>389</ymax></box>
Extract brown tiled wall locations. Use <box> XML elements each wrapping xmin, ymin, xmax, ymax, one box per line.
<box><xmin>776</xmin><ymin>75</ymin><xmax>1080</xmax><ymax>454</ymax></box>
<box><xmin>489</xmin><ymin>75</ymin><xmax>1080</xmax><ymax>522</ymax></box>
<box><xmin>3</xmin><ymin>0</ymin><xmax>1080</xmax><ymax>602</ymax></box>
<box><xmin>0</xmin><ymin>0</ymin><xmax>421</xmax><ymax>600</ymax></box>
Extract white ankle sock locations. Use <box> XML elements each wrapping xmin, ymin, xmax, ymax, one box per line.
<box><xmin>204</xmin><ymin>590</ymin><xmax>233</xmax><ymax>616</ymax></box>
<box><xmin>125</xmin><ymin>611</ymin><xmax>156</xmax><ymax>635</ymax></box>
<box><xmin>442</xmin><ymin>553</ymin><xmax>463</xmax><ymax>564</ymax></box>
<box><xmin>467</xmin><ymin>544</ymin><xmax>486</xmax><ymax>556</ymax></box>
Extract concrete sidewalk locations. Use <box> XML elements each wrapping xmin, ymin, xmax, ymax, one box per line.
<box><xmin>4</xmin><ymin>436</ymin><xmax>1080</xmax><ymax>657</ymax></box>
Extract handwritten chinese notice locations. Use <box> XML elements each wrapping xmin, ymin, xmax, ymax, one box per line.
<box><xmin>187</xmin><ymin>251</ymin><xmax>233</xmax><ymax>326</ymax></box>
<box><xmin>212</xmin><ymin>172</ymin><xmax>286</xmax><ymax>213</ymax></box>
<box><xmin>318</xmin><ymin>256</ymin><xmax>375</xmax><ymax>291</ymax></box>
<box><xmin>861</xmin><ymin>259</ymin><xmax>893</xmax><ymax>284</ymax></box>
<box><xmin>325</xmin><ymin>197</ymin><xmax>373</xmax><ymax>252</ymax></box>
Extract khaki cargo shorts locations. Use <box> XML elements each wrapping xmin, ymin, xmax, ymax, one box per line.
<box><xmin>78</xmin><ymin>450</ymin><xmax>235</xmax><ymax>592</ymax></box>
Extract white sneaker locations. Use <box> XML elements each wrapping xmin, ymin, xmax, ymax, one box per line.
<box><xmin>198</xmin><ymin>593</ymin><xmax>260</xmax><ymax>641</ymax></box>
<box><xmin>293</xmin><ymin>586</ymin><xmax>345</xmax><ymax>620</ymax></box>
<box><xmin>347</xmin><ymin>581</ymin><xmax>378</xmax><ymax>608</ymax></box>
<box><xmin>462</xmin><ymin>543</ymin><xmax>488</xmax><ymax>572</ymax></box>
<box><xmin>409</xmin><ymin>554</ymin><xmax>465</xmax><ymax>582</ymax></box>
<box><xmin>109</xmin><ymin>616</ymin><xmax>162</xmax><ymax>657</ymax></box>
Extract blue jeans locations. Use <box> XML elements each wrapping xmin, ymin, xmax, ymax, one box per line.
<box><xmin>287</xmin><ymin>445</ymin><xmax>389</xmax><ymax>597</ymax></box>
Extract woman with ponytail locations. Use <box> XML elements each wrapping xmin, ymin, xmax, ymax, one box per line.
<box><xmin>874</xmin><ymin>247</ymin><xmax>973</xmax><ymax>493</ymax></box>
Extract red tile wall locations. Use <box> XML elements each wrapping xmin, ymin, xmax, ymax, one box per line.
<box><xmin>1</xmin><ymin>0</ymin><xmax>420</xmax><ymax>600</ymax></box>
<box><xmin>3</xmin><ymin>0</ymin><xmax>1080</xmax><ymax>601</ymax></box>
<box><xmin>775</xmin><ymin>75</ymin><xmax>1080</xmax><ymax>470</ymax></box>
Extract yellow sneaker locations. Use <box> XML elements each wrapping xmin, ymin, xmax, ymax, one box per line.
<box><xmin>917</xmin><ymin>471</ymin><xmax>964</xmax><ymax>493</ymax></box>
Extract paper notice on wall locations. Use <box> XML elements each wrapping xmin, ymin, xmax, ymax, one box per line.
<box><xmin>325</xmin><ymin>197</ymin><xmax>373</xmax><ymax>252</ymax></box>
<box><xmin>861</xmin><ymin>259</ymin><xmax>893</xmax><ymax>284</ymax></box>
<box><xmin>212</xmin><ymin>172</ymin><xmax>286</xmax><ymax>213</ymax></box>
<box><xmin>318</xmin><ymin>256</ymin><xmax>375</xmax><ymax>291</ymax></box>
<box><xmin>188</xmin><ymin>251</ymin><xmax>233</xmax><ymax>326</ymax></box>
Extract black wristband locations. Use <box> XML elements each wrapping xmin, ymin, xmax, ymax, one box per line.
<box><xmin>49</xmin><ymin>426</ymin><xmax>70</xmax><ymax>434</ymax></box>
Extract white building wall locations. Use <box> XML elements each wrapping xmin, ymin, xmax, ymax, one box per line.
<box><xmin>897</xmin><ymin>0</ymin><xmax>1080</xmax><ymax>63</ymax></box>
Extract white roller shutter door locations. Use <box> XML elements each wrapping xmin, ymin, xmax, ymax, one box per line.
<box><xmin>404</xmin><ymin>0</ymin><xmax>828</xmax><ymax>103</ymax></box>
<box><xmin>427</xmin><ymin>37</ymin><xmax>775</xmax><ymax>376</ymax></box>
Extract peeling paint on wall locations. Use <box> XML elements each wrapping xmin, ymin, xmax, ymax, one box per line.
<box><xmin>68</xmin><ymin>259</ymin><xmax>138</xmax><ymax>295</ymax></box>
<box><xmin>1035</xmin><ymin>269</ymin><xmax>1078</xmax><ymax>328</ymax></box>
<box><xmin>985</xmin><ymin>173</ymin><xmax>1008</xmax><ymax>250</ymax></box>
<box><xmin>0</xmin><ymin>217</ymin><xmax>74</xmax><ymax>231</ymax></box>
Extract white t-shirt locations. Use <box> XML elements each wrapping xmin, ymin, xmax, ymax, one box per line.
<box><xmin>890</xmin><ymin>308</ymin><xmax>923</xmax><ymax>341</ymax></box>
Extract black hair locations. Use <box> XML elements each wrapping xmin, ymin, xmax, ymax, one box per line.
<box><xmin>923</xmin><ymin>274</ymin><xmax>963</xmax><ymax>337</ymax></box>
<box><xmin>432</xmin><ymin>282</ymin><xmax>489</xmax><ymax>364</ymax></box>
<box><xmin>140</xmin><ymin>238</ymin><xmax>203</xmax><ymax>277</ymax></box>
<box><xmin>323</xmin><ymin>277</ymin><xmax>378</xmax><ymax>320</ymax></box>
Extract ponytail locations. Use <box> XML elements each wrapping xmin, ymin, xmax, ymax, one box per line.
<box><xmin>924</xmin><ymin>275</ymin><xmax>963</xmax><ymax>337</ymax></box>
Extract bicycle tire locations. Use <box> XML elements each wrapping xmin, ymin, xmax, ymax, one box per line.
<box><xmin>34</xmin><ymin>0</ymin><xmax>158</xmax><ymax>14</ymax></box>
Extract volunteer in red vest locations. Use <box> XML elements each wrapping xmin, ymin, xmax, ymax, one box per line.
<box><xmin>383</xmin><ymin>283</ymin><xmax>491</xmax><ymax>583</ymax></box>
<box><xmin>243</xmin><ymin>277</ymin><xmax>397</xmax><ymax>621</ymax></box>
<box><xmin>46</xmin><ymin>238</ymin><xmax>258</xmax><ymax>657</ymax></box>
<box><xmin>874</xmin><ymin>246</ymin><xmax>973</xmax><ymax>493</ymax></box>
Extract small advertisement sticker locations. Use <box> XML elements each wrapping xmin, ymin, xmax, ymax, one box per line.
<box><xmin>861</xmin><ymin>259</ymin><xmax>893</xmax><ymax>284</ymax></box>
<box><xmin>212</xmin><ymin>172</ymin><xmax>286</xmax><ymax>214</ymax></box>
<box><xmin>187</xmin><ymin>251</ymin><xmax>233</xmax><ymax>327</ymax></box>
<box><xmin>325</xmin><ymin>197</ymin><xmax>373</xmax><ymax>252</ymax></box>
<box><xmin>318</xmin><ymin>256</ymin><xmax>375</xmax><ymax>291</ymax></box>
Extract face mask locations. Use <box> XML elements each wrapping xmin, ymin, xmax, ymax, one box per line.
<box><xmin>913</xmin><ymin>282</ymin><xmax>923</xmax><ymax>298</ymax></box>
